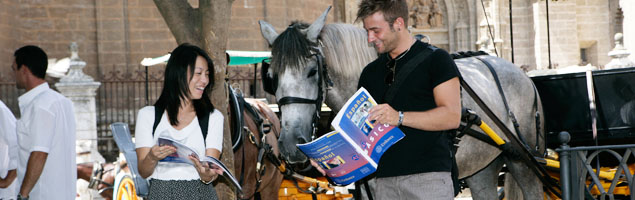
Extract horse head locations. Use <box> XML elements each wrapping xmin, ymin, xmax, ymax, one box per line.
<box><xmin>259</xmin><ymin>7</ymin><xmax>331</xmax><ymax>166</ymax></box>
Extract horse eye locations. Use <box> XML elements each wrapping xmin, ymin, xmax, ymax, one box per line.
<box><xmin>307</xmin><ymin>68</ymin><xmax>317</xmax><ymax>78</ymax></box>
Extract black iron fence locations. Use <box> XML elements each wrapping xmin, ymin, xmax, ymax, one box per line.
<box><xmin>96</xmin><ymin>65</ymin><xmax>272</xmax><ymax>161</ymax></box>
<box><xmin>557</xmin><ymin>131</ymin><xmax>635</xmax><ymax>200</ymax></box>
<box><xmin>0</xmin><ymin>65</ymin><xmax>272</xmax><ymax>162</ymax></box>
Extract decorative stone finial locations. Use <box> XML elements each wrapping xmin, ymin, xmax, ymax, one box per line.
<box><xmin>605</xmin><ymin>33</ymin><xmax>634</xmax><ymax>69</ymax></box>
<box><xmin>59</xmin><ymin>42</ymin><xmax>95</xmax><ymax>83</ymax></box>
<box><xmin>70</xmin><ymin>42</ymin><xmax>79</xmax><ymax>60</ymax></box>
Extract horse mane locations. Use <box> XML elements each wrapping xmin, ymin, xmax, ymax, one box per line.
<box><xmin>270</xmin><ymin>21</ymin><xmax>315</xmax><ymax>74</ymax></box>
<box><xmin>271</xmin><ymin>22</ymin><xmax>377</xmax><ymax>79</ymax></box>
<box><xmin>320</xmin><ymin>24</ymin><xmax>377</xmax><ymax>79</ymax></box>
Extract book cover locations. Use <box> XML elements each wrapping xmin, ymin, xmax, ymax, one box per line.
<box><xmin>296</xmin><ymin>87</ymin><xmax>405</xmax><ymax>185</ymax></box>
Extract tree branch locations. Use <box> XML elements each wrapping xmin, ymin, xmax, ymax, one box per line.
<box><xmin>153</xmin><ymin>0</ymin><xmax>202</xmax><ymax>45</ymax></box>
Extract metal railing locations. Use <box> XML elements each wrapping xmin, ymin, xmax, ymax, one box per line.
<box><xmin>0</xmin><ymin>65</ymin><xmax>272</xmax><ymax>162</ymax></box>
<box><xmin>557</xmin><ymin>131</ymin><xmax>635</xmax><ymax>200</ymax></box>
<box><xmin>95</xmin><ymin>65</ymin><xmax>271</xmax><ymax>161</ymax></box>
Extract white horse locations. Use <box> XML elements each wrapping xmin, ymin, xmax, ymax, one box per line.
<box><xmin>260</xmin><ymin>7</ymin><xmax>547</xmax><ymax>199</ymax></box>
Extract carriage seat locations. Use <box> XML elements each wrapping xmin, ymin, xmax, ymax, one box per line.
<box><xmin>110</xmin><ymin>122</ymin><xmax>149</xmax><ymax>198</ymax></box>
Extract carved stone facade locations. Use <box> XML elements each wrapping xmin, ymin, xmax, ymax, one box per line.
<box><xmin>341</xmin><ymin>0</ymin><xmax>631</xmax><ymax>70</ymax></box>
<box><xmin>0</xmin><ymin>0</ymin><xmax>631</xmax><ymax>75</ymax></box>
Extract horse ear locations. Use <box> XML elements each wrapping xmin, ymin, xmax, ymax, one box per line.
<box><xmin>259</xmin><ymin>20</ymin><xmax>279</xmax><ymax>46</ymax></box>
<box><xmin>306</xmin><ymin>6</ymin><xmax>331</xmax><ymax>43</ymax></box>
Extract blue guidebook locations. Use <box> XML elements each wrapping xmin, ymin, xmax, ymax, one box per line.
<box><xmin>297</xmin><ymin>87</ymin><xmax>405</xmax><ymax>185</ymax></box>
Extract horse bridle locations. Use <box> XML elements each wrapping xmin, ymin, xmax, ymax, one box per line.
<box><xmin>262</xmin><ymin>47</ymin><xmax>333</xmax><ymax>142</ymax></box>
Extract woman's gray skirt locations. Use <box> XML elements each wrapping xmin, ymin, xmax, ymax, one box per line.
<box><xmin>148</xmin><ymin>179</ymin><xmax>218</xmax><ymax>200</ymax></box>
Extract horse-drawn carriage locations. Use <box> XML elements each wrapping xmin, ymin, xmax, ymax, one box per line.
<box><xmin>80</xmin><ymin>6</ymin><xmax>635</xmax><ymax>199</ymax></box>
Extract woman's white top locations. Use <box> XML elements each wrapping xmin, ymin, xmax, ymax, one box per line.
<box><xmin>135</xmin><ymin>106</ymin><xmax>223</xmax><ymax>181</ymax></box>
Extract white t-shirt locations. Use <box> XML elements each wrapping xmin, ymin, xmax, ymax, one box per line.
<box><xmin>17</xmin><ymin>83</ymin><xmax>76</xmax><ymax>200</ymax></box>
<box><xmin>135</xmin><ymin>106</ymin><xmax>224</xmax><ymax>181</ymax></box>
<box><xmin>0</xmin><ymin>100</ymin><xmax>18</xmax><ymax>199</ymax></box>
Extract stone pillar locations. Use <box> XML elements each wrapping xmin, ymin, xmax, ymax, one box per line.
<box><xmin>621</xmin><ymin>0</ymin><xmax>635</xmax><ymax>61</ymax></box>
<box><xmin>56</xmin><ymin>42</ymin><xmax>104</xmax><ymax>164</ymax></box>
<box><xmin>605</xmin><ymin>33</ymin><xmax>635</xmax><ymax>69</ymax></box>
<box><xmin>56</xmin><ymin>43</ymin><xmax>104</xmax><ymax>200</ymax></box>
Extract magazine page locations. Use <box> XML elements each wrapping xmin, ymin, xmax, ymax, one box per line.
<box><xmin>157</xmin><ymin>137</ymin><xmax>200</xmax><ymax>165</ymax></box>
<box><xmin>331</xmin><ymin>87</ymin><xmax>405</xmax><ymax>163</ymax></box>
<box><xmin>158</xmin><ymin>137</ymin><xmax>242</xmax><ymax>192</ymax></box>
<box><xmin>200</xmin><ymin>156</ymin><xmax>243</xmax><ymax>192</ymax></box>
<box><xmin>297</xmin><ymin>131</ymin><xmax>376</xmax><ymax>185</ymax></box>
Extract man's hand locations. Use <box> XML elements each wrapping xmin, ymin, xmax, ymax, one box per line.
<box><xmin>310</xmin><ymin>160</ymin><xmax>326</xmax><ymax>176</ymax></box>
<box><xmin>0</xmin><ymin>169</ymin><xmax>16</xmax><ymax>188</ymax></box>
<box><xmin>368</xmin><ymin>104</ymin><xmax>399</xmax><ymax>127</ymax></box>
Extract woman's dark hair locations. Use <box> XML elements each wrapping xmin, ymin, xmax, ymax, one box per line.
<box><xmin>155</xmin><ymin>43</ymin><xmax>215</xmax><ymax>126</ymax></box>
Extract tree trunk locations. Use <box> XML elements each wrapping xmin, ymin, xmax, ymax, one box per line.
<box><xmin>154</xmin><ymin>0</ymin><xmax>235</xmax><ymax>199</ymax></box>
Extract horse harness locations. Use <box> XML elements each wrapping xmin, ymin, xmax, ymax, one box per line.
<box><xmin>233</xmin><ymin>88</ymin><xmax>276</xmax><ymax>199</ymax></box>
<box><xmin>451</xmin><ymin>52</ymin><xmax>560</xmax><ymax>197</ymax></box>
<box><xmin>261</xmin><ymin>44</ymin><xmax>334</xmax><ymax>145</ymax></box>
<box><xmin>87</xmin><ymin>162</ymin><xmax>117</xmax><ymax>194</ymax></box>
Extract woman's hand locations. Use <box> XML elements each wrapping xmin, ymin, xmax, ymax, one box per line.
<box><xmin>189</xmin><ymin>155</ymin><xmax>224</xmax><ymax>183</ymax></box>
<box><xmin>147</xmin><ymin>145</ymin><xmax>177</xmax><ymax>161</ymax></box>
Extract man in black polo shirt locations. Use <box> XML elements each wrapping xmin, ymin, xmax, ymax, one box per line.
<box><xmin>357</xmin><ymin>0</ymin><xmax>461</xmax><ymax>199</ymax></box>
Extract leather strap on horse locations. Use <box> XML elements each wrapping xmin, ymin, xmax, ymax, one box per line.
<box><xmin>236</xmin><ymin>96</ymin><xmax>273</xmax><ymax>200</ymax></box>
<box><xmin>459</xmin><ymin>76</ymin><xmax>562</xmax><ymax>198</ymax></box>
<box><xmin>473</xmin><ymin>57</ymin><xmax>541</xmax><ymax>156</ymax></box>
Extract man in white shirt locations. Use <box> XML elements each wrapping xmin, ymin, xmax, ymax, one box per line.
<box><xmin>11</xmin><ymin>45</ymin><xmax>76</xmax><ymax>200</ymax></box>
<box><xmin>0</xmin><ymin>100</ymin><xmax>18</xmax><ymax>199</ymax></box>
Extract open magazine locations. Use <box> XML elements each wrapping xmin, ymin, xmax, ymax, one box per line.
<box><xmin>157</xmin><ymin>137</ymin><xmax>242</xmax><ymax>193</ymax></box>
<box><xmin>296</xmin><ymin>87</ymin><xmax>405</xmax><ymax>185</ymax></box>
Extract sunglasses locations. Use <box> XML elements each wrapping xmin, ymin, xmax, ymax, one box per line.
<box><xmin>385</xmin><ymin>59</ymin><xmax>396</xmax><ymax>85</ymax></box>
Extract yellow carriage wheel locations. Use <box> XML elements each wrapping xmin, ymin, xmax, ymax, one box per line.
<box><xmin>115</xmin><ymin>175</ymin><xmax>138</xmax><ymax>200</ymax></box>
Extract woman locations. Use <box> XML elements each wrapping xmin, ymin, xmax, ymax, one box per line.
<box><xmin>135</xmin><ymin>43</ymin><xmax>223</xmax><ymax>199</ymax></box>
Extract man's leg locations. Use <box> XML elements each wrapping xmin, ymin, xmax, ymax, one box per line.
<box><xmin>374</xmin><ymin>176</ymin><xmax>399</xmax><ymax>200</ymax></box>
<box><xmin>401</xmin><ymin>172</ymin><xmax>453</xmax><ymax>200</ymax></box>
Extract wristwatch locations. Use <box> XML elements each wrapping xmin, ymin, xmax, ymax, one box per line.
<box><xmin>397</xmin><ymin>111</ymin><xmax>404</xmax><ymax>126</ymax></box>
<box><xmin>17</xmin><ymin>194</ymin><xmax>29</xmax><ymax>200</ymax></box>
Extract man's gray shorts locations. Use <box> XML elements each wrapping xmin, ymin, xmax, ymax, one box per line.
<box><xmin>374</xmin><ymin>171</ymin><xmax>453</xmax><ymax>200</ymax></box>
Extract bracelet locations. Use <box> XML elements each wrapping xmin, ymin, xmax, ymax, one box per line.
<box><xmin>201</xmin><ymin>178</ymin><xmax>213</xmax><ymax>185</ymax></box>
<box><xmin>397</xmin><ymin>111</ymin><xmax>404</xmax><ymax>126</ymax></box>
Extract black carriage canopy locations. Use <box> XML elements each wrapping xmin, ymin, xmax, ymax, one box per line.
<box><xmin>531</xmin><ymin>67</ymin><xmax>635</xmax><ymax>147</ymax></box>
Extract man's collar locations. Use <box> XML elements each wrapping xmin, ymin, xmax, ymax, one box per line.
<box><xmin>18</xmin><ymin>82</ymin><xmax>49</xmax><ymax>105</ymax></box>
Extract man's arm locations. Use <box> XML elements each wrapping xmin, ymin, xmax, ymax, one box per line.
<box><xmin>369</xmin><ymin>77</ymin><xmax>461</xmax><ymax>131</ymax></box>
<box><xmin>19</xmin><ymin>151</ymin><xmax>48</xmax><ymax>196</ymax></box>
<box><xmin>0</xmin><ymin>169</ymin><xmax>16</xmax><ymax>188</ymax></box>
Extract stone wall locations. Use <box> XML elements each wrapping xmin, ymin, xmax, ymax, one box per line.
<box><xmin>0</xmin><ymin>0</ymin><xmax>337</xmax><ymax>79</ymax></box>
<box><xmin>621</xmin><ymin>0</ymin><xmax>635</xmax><ymax>61</ymax></box>
<box><xmin>0</xmin><ymin>0</ymin><xmax>18</xmax><ymax>78</ymax></box>
<box><xmin>576</xmin><ymin>0</ymin><xmax>612</xmax><ymax>67</ymax></box>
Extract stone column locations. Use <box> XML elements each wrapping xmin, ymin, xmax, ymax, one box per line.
<box><xmin>56</xmin><ymin>43</ymin><xmax>104</xmax><ymax>200</ymax></box>
<box><xmin>605</xmin><ymin>33</ymin><xmax>635</xmax><ymax>69</ymax></box>
<box><xmin>56</xmin><ymin>42</ymin><xmax>104</xmax><ymax>164</ymax></box>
